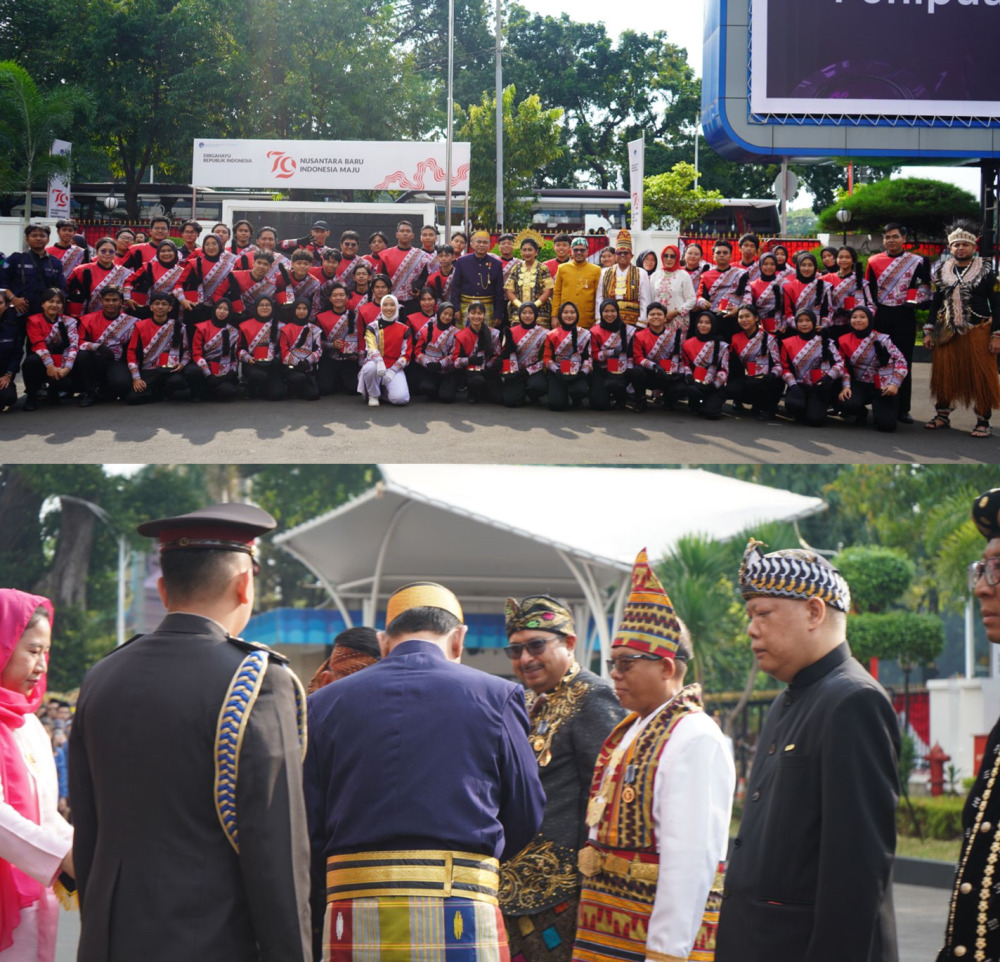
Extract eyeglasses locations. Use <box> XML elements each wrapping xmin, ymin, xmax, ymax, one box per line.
<box><xmin>969</xmin><ymin>558</ymin><xmax>1000</xmax><ymax>589</ymax></box>
<box><xmin>606</xmin><ymin>653</ymin><xmax>663</xmax><ymax>674</ymax></box>
<box><xmin>504</xmin><ymin>637</ymin><xmax>555</xmax><ymax>659</ymax></box>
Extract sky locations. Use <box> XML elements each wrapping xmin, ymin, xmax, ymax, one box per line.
<box><xmin>525</xmin><ymin>0</ymin><xmax>982</xmax><ymax>205</ymax></box>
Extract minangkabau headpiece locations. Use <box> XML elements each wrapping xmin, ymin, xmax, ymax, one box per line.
<box><xmin>612</xmin><ymin>548</ymin><xmax>681</xmax><ymax>659</ymax></box>
<box><xmin>738</xmin><ymin>539</ymin><xmax>851</xmax><ymax>612</ymax></box>
<box><xmin>504</xmin><ymin>595</ymin><xmax>575</xmax><ymax>637</ymax></box>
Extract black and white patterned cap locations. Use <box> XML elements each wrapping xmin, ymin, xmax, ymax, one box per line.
<box><xmin>738</xmin><ymin>539</ymin><xmax>851</xmax><ymax>612</ymax></box>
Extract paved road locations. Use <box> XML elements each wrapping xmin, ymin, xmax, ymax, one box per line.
<box><xmin>54</xmin><ymin>881</ymin><xmax>950</xmax><ymax>960</ymax></box>
<box><xmin>2</xmin><ymin>363</ymin><xmax>995</xmax><ymax>464</ymax></box>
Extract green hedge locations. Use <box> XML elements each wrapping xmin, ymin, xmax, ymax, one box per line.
<box><xmin>897</xmin><ymin>795</ymin><xmax>965</xmax><ymax>840</ymax></box>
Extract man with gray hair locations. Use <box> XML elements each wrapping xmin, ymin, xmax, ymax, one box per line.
<box><xmin>715</xmin><ymin>540</ymin><xmax>900</xmax><ymax>962</ymax></box>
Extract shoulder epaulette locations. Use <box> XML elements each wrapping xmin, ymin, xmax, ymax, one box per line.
<box><xmin>225</xmin><ymin>634</ymin><xmax>289</xmax><ymax>665</ymax></box>
<box><xmin>100</xmin><ymin>633</ymin><xmax>144</xmax><ymax>658</ymax></box>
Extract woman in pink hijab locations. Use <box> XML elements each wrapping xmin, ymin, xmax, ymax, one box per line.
<box><xmin>0</xmin><ymin>590</ymin><xmax>73</xmax><ymax>962</ymax></box>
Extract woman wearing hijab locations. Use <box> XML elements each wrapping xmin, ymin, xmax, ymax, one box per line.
<box><xmin>781</xmin><ymin>252</ymin><xmax>827</xmax><ymax>332</ymax></box>
<box><xmin>238</xmin><ymin>295</ymin><xmax>285</xmax><ymax>401</ymax></box>
<box><xmin>0</xmin><ymin>590</ymin><xmax>74</xmax><ymax>962</ymax></box>
<box><xmin>413</xmin><ymin>301</ymin><xmax>459</xmax><ymax>403</ymax></box>
<box><xmin>174</xmin><ymin>234</ymin><xmax>239</xmax><ymax>324</ymax></box>
<box><xmin>544</xmin><ymin>302</ymin><xmax>591</xmax><ymax>411</ymax></box>
<box><xmin>820</xmin><ymin>246</ymin><xmax>839</xmax><ymax>274</ymax></box>
<box><xmin>780</xmin><ymin>308</ymin><xmax>845</xmax><ymax>426</ymax></box>
<box><xmin>771</xmin><ymin>245</ymin><xmax>795</xmax><ymax>282</ymax></box>
<box><xmin>186</xmin><ymin>297</ymin><xmax>240</xmax><ymax>401</ymax></box>
<box><xmin>728</xmin><ymin>304</ymin><xmax>784</xmax><ymax>420</ymax></box>
<box><xmin>636</xmin><ymin>249</ymin><xmax>658</xmax><ymax>277</ymax></box>
<box><xmin>820</xmin><ymin>246</ymin><xmax>874</xmax><ymax>339</ymax></box>
<box><xmin>500</xmin><ymin>302</ymin><xmax>549</xmax><ymax>407</ymax></box>
<box><xmin>680</xmin><ymin>310</ymin><xmax>729</xmax><ymax>419</ymax></box>
<box><xmin>650</xmin><ymin>245</ymin><xmax>696</xmax><ymax>334</ymax></box>
<box><xmin>743</xmin><ymin>253</ymin><xmax>785</xmax><ymax>334</ymax></box>
<box><xmin>279</xmin><ymin>298</ymin><xmax>323</xmax><ymax>400</ymax></box>
<box><xmin>836</xmin><ymin>306</ymin><xmax>907</xmax><ymax>431</ymax></box>
<box><xmin>589</xmin><ymin>298</ymin><xmax>633</xmax><ymax>410</ymax></box>
<box><xmin>453</xmin><ymin>301</ymin><xmax>502</xmax><ymax>404</ymax></box>
<box><xmin>359</xmin><ymin>294</ymin><xmax>411</xmax><ymax>407</ymax></box>
<box><xmin>358</xmin><ymin>275</ymin><xmax>392</xmax><ymax>328</ymax></box>
<box><xmin>123</xmin><ymin>240</ymin><xmax>185</xmax><ymax>318</ymax></box>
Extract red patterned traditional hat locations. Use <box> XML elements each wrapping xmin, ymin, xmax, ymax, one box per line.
<box><xmin>612</xmin><ymin>548</ymin><xmax>681</xmax><ymax>659</ymax></box>
<box><xmin>615</xmin><ymin>229</ymin><xmax>633</xmax><ymax>253</ymax></box>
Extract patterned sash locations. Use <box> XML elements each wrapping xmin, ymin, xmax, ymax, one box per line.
<box><xmin>199</xmin><ymin>251</ymin><xmax>238</xmax><ymax>301</ymax></box>
<box><xmin>790</xmin><ymin>337</ymin><xmax>823</xmax><ymax>379</ymax></box>
<box><xmin>241</xmin><ymin>274</ymin><xmax>278</xmax><ymax>309</ymax></box>
<box><xmin>421</xmin><ymin>323</ymin><xmax>455</xmax><ymax>361</ymax></box>
<box><xmin>708</xmin><ymin>268</ymin><xmax>741</xmax><ymax>306</ymax></box>
<box><xmin>848</xmin><ymin>333</ymin><xmax>878</xmax><ymax>375</ymax></box>
<box><xmin>752</xmin><ymin>281</ymin><xmax>779</xmax><ymax>319</ymax></box>
<box><xmin>86</xmin><ymin>313</ymin><xmax>137</xmax><ymax>360</ymax></box>
<box><xmin>645</xmin><ymin>329</ymin><xmax>678</xmax><ymax>366</ymax></box>
<box><xmin>830</xmin><ymin>273</ymin><xmax>860</xmax><ymax>308</ymax></box>
<box><xmin>876</xmin><ymin>252</ymin><xmax>920</xmax><ymax>306</ymax></box>
<box><xmin>199</xmin><ymin>326</ymin><xmax>237</xmax><ymax>376</ymax></box>
<box><xmin>151</xmin><ymin>261</ymin><xmax>185</xmax><ymax>294</ymax></box>
<box><xmin>502</xmin><ymin>257</ymin><xmax>519</xmax><ymax>284</ymax></box>
<box><xmin>142</xmin><ymin>321</ymin><xmax>183</xmax><ymax>369</ymax></box>
<box><xmin>389</xmin><ymin>248</ymin><xmax>427</xmax><ymax>299</ymax></box>
<box><xmin>601</xmin><ymin>331</ymin><xmax>624</xmax><ymax>357</ymax></box>
<box><xmin>58</xmin><ymin>246</ymin><xmax>86</xmax><ymax>279</ymax></box>
<box><xmin>439</xmin><ymin>271</ymin><xmax>455</xmax><ymax>303</ymax></box>
<box><xmin>739</xmin><ymin>330</ymin><xmax>768</xmax><ymax>370</ymax></box>
<box><xmin>43</xmin><ymin>318</ymin><xmax>74</xmax><ymax>361</ymax></box>
<box><xmin>514</xmin><ymin>325</ymin><xmax>547</xmax><ymax>372</ymax></box>
<box><xmin>326</xmin><ymin>313</ymin><xmax>361</xmax><ymax>357</ymax></box>
<box><xmin>339</xmin><ymin>257</ymin><xmax>361</xmax><ymax>287</ymax></box>
<box><xmin>283</xmin><ymin>275</ymin><xmax>320</xmax><ymax>307</ymax></box>
<box><xmin>88</xmin><ymin>264</ymin><xmax>132</xmax><ymax>312</ymax></box>
<box><xmin>552</xmin><ymin>328</ymin><xmax>589</xmax><ymax>364</ymax></box>
<box><xmin>794</xmin><ymin>278</ymin><xmax>820</xmax><ymax>313</ymax></box>
<box><xmin>245</xmin><ymin>322</ymin><xmax>278</xmax><ymax>361</ymax></box>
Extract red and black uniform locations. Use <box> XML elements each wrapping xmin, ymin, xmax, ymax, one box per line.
<box><xmin>865</xmin><ymin>249</ymin><xmax>931</xmax><ymax>418</ymax></box>
<box><xmin>121</xmin><ymin>241</ymin><xmax>162</xmax><ymax>272</ymax></box>
<box><xmin>696</xmin><ymin>266</ymin><xmax>749</xmax><ymax>336</ymax></box>
<box><xmin>500</xmin><ymin>320</ymin><xmax>548</xmax><ymax>407</ymax></box>
<box><xmin>743</xmin><ymin>275</ymin><xmax>785</xmax><ymax>334</ymax></box>
<box><xmin>314</xmin><ymin>308</ymin><xmax>362</xmax><ymax>396</ymax></box>
<box><xmin>125</xmin><ymin>316</ymin><xmax>190</xmax><ymax>404</ymax></box>
<box><xmin>589</xmin><ymin>314</ymin><xmax>635</xmax><ymax>411</ymax></box>
<box><xmin>780</xmin><ymin>329</ymin><xmax>844</xmax><ymax>426</ymax></box>
<box><xmin>679</xmin><ymin>322</ymin><xmax>729</xmax><ymax>420</ymax></box>
<box><xmin>836</xmin><ymin>321</ymin><xmax>908</xmax><ymax>432</ymax></box>
<box><xmin>22</xmin><ymin>312</ymin><xmax>83</xmax><ymax>404</ymax></box>
<box><xmin>426</xmin><ymin>268</ymin><xmax>456</xmax><ymax>306</ymax></box>
<box><xmin>820</xmin><ymin>271</ymin><xmax>874</xmax><ymax>333</ymax></box>
<box><xmin>280</xmin><ymin>320</ymin><xmax>323</xmax><ymax>400</ymax></box>
<box><xmin>75</xmin><ymin>308</ymin><xmax>138</xmax><ymax>400</ymax></box>
<box><xmin>238</xmin><ymin>315</ymin><xmax>285</xmax><ymax>401</ymax></box>
<box><xmin>46</xmin><ymin>243</ymin><xmax>88</xmax><ymax>282</ymax></box>
<box><xmin>544</xmin><ymin>257</ymin><xmax>570</xmax><ymax>279</ymax></box>
<box><xmin>174</xmin><ymin>250</ymin><xmax>240</xmax><ymax>319</ymax></box>
<box><xmin>124</xmin><ymin>258</ymin><xmax>185</xmax><ymax>312</ymax></box>
<box><xmin>275</xmin><ymin>270</ymin><xmax>322</xmax><ymax>322</ymax></box>
<box><xmin>543</xmin><ymin>322</ymin><xmax>591</xmax><ymax>412</ymax></box>
<box><xmin>185</xmin><ymin>317</ymin><xmax>240</xmax><ymax>401</ymax></box>
<box><xmin>728</xmin><ymin>326</ymin><xmax>784</xmax><ymax>418</ymax></box>
<box><xmin>66</xmin><ymin>261</ymin><xmax>133</xmax><ymax>317</ymax></box>
<box><xmin>278</xmin><ymin>237</ymin><xmax>328</xmax><ymax>264</ymax></box>
<box><xmin>379</xmin><ymin>246</ymin><xmax>432</xmax><ymax>312</ymax></box>
<box><xmin>631</xmin><ymin>324</ymin><xmax>686</xmax><ymax>410</ymax></box>
<box><xmin>177</xmin><ymin>243</ymin><xmax>201</xmax><ymax>262</ymax></box>
<box><xmin>227</xmin><ymin>269</ymin><xmax>278</xmax><ymax>318</ymax></box>
<box><xmin>413</xmin><ymin>316</ymin><xmax>459</xmax><ymax>403</ymax></box>
<box><xmin>781</xmin><ymin>275</ymin><xmax>827</xmax><ymax>331</ymax></box>
<box><xmin>453</xmin><ymin>323</ymin><xmax>502</xmax><ymax>404</ymax></box>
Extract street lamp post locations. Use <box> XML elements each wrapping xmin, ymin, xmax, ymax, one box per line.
<box><xmin>836</xmin><ymin>207</ymin><xmax>853</xmax><ymax>247</ymax></box>
<box><xmin>59</xmin><ymin>495</ymin><xmax>128</xmax><ymax>646</ymax></box>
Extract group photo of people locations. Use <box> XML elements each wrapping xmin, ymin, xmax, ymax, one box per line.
<box><xmin>2</xmin><ymin>214</ymin><xmax>997</xmax><ymax>436</ymax></box>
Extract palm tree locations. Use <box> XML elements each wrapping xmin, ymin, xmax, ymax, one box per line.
<box><xmin>0</xmin><ymin>62</ymin><xmax>94</xmax><ymax>225</ymax></box>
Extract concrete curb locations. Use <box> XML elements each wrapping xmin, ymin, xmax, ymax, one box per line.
<box><xmin>894</xmin><ymin>856</ymin><xmax>955</xmax><ymax>889</ymax></box>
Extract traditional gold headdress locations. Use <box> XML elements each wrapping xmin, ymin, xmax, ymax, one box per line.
<box><xmin>513</xmin><ymin>228</ymin><xmax>544</xmax><ymax>251</ymax></box>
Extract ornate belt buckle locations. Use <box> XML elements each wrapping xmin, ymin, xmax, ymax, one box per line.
<box><xmin>629</xmin><ymin>858</ymin><xmax>658</xmax><ymax>882</ymax></box>
<box><xmin>578</xmin><ymin>846</ymin><xmax>603</xmax><ymax>877</ymax></box>
<box><xmin>603</xmin><ymin>854</ymin><xmax>630</xmax><ymax>877</ymax></box>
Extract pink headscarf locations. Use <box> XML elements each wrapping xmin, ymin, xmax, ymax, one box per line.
<box><xmin>0</xmin><ymin>589</ymin><xmax>53</xmax><ymax>951</ymax></box>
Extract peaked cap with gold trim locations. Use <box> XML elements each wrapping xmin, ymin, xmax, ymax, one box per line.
<box><xmin>612</xmin><ymin>548</ymin><xmax>681</xmax><ymax>659</ymax></box>
<box><xmin>504</xmin><ymin>596</ymin><xmax>575</xmax><ymax>637</ymax></box>
<box><xmin>973</xmin><ymin>489</ymin><xmax>1000</xmax><ymax>540</ymax></box>
<box><xmin>738</xmin><ymin>539</ymin><xmax>851</xmax><ymax>612</ymax></box>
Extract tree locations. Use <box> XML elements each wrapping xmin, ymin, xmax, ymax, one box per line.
<box><xmin>0</xmin><ymin>61</ymin><xmax>93</xmax><ymax>222</ymax></box>
<box><xmin>456</xmin><ymin>84</ymin><xmax>562</xmax><ymax>228</ymax></box>
<box><xmin>643</xmin><ymin>162</ymin><xmax>724</xmax><ymax>230</ymax></box>
<box><xmin>817</xmin><ymin>177</ymin><xmax>980</xmax><ymax>240</ymax></box>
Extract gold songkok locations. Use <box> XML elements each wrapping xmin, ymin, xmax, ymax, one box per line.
<box><xmin>385</xmin><ymin>582</ymin><xmax>464</xmax><ymax>624</ymax></box>
<box><xmin>948</xmin><ymin>228</ymin><xmax>978</xmax><ymax>246</ymax></box>
<box><xmin>471</xmin><ymin>229</ymin><xmax>492</xmax><ymax>242</ymax></box>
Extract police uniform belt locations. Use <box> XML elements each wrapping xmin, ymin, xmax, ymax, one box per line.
<box><xmin>577</xmin><ymin>844</ymin><xmax>659</xmax><ymax>882</ymax></box>
<box><xmin>326</xmin><ymin>849</ymin><xmax>501</xmax><ymax>904</ymax></box>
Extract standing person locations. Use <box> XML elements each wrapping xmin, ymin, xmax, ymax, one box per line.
<box><xmin>280</xmin><ymin>219</ymin><xmax>331</xmax><ymax>264</ymax></box>
<box><xmin>597</xmin><ymin>230</ymin><xmax>649</xmax><ymax>328</ymax></box>
<box><xmin>304</xmin><ymin>581</ymin><xmax>545</xmax><ymax>962</ymax></box>
<box><xmin>500</xmin><ymin>302</ymin><xmax>549</xmax><ymax>407</ymax></box>
<box><xmin>449</xmin><ymin>231</ymin><xmax>468</xmax><ymax>258</ymax></box>
<box><xmin>452</xmin><ymin>230</ymin><xmax>505</xmax><ymax>325</ymax></box>
<box><xmin>504</xmin><ymin>232</ymin><xmax>553</xmax><ymax>327</ymax></box>
<box><xmin>552</xmin><ymin>238</ymin><xmax>602</xmax><ymax>330</ymax></box>
<box><xmin>501</xmin><ymin>597</ymin><xmax>625</xmax><ymax>962</ymax></box>
<box><xmin>682</xmin><ymin>242</ymin><xmax>709</xmax><ymax>282</ymax></box>
<box><xmin>309</xmin><ymin>249</ymin><xmax>344</xmax><ymax>318</ymax></box>
<box><xmin>0</xmin><ymin>225</ymin><xmax>66</xmax><ymax>322</ymax></box>
<box><xmin>737</xmin><ymin>232</ymin><xmax>761</xmax><ymax>282</ymax></box>
<box><xmin>175</xmin><ymin>233</ymin><xmax>239</xmax><ymax>321</ymax></box>
<box><xmin>75</xmin><ymin>286</ymin><xmax>137</xmax><ymax>404</ymax></box>
<box><xmin>545</xmin><ymin>234</ymin><xmax>572</xmax><ymax>279</ymax></box>
<box><xmin>0</xmin><ymin>591</ymin><xmax>74</xmax><ymax>962</ymax></box>
<box><xmin>306</xmin><ymin>627</ymin><xmax>380</xmax><ymax>695</ymax></box>
<box><xmin>649</xmin><ymin>244</ymin><xmax>696</xmax><ymax>334</ymax></box>
<box><xmin>836</xmin><ymin>306</ymin><xmax>907</xmax><ymax>432</ymax></box>
<box><xmin>924</xmin><ymin>222</ymin><xmax>1000</xmax><ymax>438</ymax></box>
<box><xmin>771</xmin><ymin>244</ymin><xmax>795</xmax><ymax>282</ymax></box>
<box><xmin>334</xmin><ymin>230</ymin><xmax>364</xmax><ymax>290</ymax></box>
<box><xmin>177</xmin><ymin>220</ymin><xmax>202</xmax><ymax>261</ymax></box>
<box><xmin>45</xmin><ymin>220</ymin><xmax>87</xmax><ymax>283</ymax></box>
<box><xmin>419</xmin><ymin>224</ymin><xmax>441</xmax><ymax>273</ymax></box>
<box><xmin>781</xmin><ymin>252</ymin><xmax>828</xmax><ymax>331</ymax></box>
<box><xmin>426</xmin><ymin>245</ymin><xmax>457</xmax><ymax>306</ymax></box>
<box><xmin>358</xmin><ymin>294</ymin><xmax>411</xmax><ymax>407</ymax></box>
<box><xmin>938</xmin><ymin>488</ymin><xmax>1000</xmax><ymax>961</ymax></box>
<box><xmin>276</xmin><ymin>251</ymin><xmax>322</xmax><ymax>322</ymax></box>
<box><xmin>112</xmin><ymin>228</ymin><xmax>135</xmax><ymax>264</ymax></box>
<box><xmin>573</xmin><ymin>550</ymin><xmax>735</xmax><ymax>962</ymax></box>
<box><xmin>120</xmin><ymin>216</ymin><xmax>171</xmax><ymax>271</ymax></box>
<box><xmin>228</xmin><ymin>219</ymin><xmax>256</xmax><ymax>261</ymax></box>
<box><xmin>598</xmin><ymin>247</ymin><xmax>616</xmax><ymax>271</ymax></box>
<box><xmin>635</xmin><ymin>249</ymin><xmax>658</xmax><ymax>278</ymax></box>
<box><xmin>124</xmin><ymin>240</ymin><xmax>185</xmax><ymax>316</ymax></box>
<box><xmin>865</xmin><ymin>221</ymin><xmax>932</xmax><ymax>423</ymax></box>
<box><xmin>496</xmin><ymin>232</ymin><xmax>519</xmax><ymax>286</ymax></box>
<box><xmin>69</xmin><ymin>504</ymin><xmax>312</xmax><ymax>962</ymax></box>
<box><xmin>545</xmin><ymin>302</ymin><xmax>591</xmax><ymax>411</ymax></box>
<box><xmin>66</xmin><ymin>237</ymin><xmax>132</xmax><ymax>318</ymax></box>
<box><xmin>378</xmin><ymin>220</ymin><xmax>433</xmax><ymax>316</ymax></box>
<box><xmin>742</xmin><ymin>253</ymin><xmax>785</xmax><ymax>334</ymax></box>
<box><xmin>0</xmin><ymin>290</ymin><xmax>24</xmax><ymax>413</ymax></box>
<box><xmin>695</xmin><ymin>240</ymin><xmax>747</xmax><ymax>337</ymax></box>
<box><xmin>715</xmin><ymin>540</ymin><xmax>900</xmax><ymax>962</ymax></box>
<box><xmin>364</xmin><ymin>230</ymin><xmax>388</xmax><ymax>272</ymax></box>
<box><xmin>228</xmin><ymin>251</ymin><xmax>279</xmax><ymax>318</ymax></box>
<box><xmin>820</xmin><ymin>246</ymin><xmax>873</xmax><ymax>336</ymax></box>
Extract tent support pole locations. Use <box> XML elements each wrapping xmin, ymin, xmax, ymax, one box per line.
<box><xmin>367</xmin><ymin>499</ymin><xmax>414</xmax><ymax>625</ymax></box>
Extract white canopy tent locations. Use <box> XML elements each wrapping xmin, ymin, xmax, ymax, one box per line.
<box><xmin>273</xmin><ymin>465</ymin><xmax>827</xmax><ymax>669</ymax></box>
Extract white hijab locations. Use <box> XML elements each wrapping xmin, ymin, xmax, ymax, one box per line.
<box><xmin>379</xmin><ymin>294</ymin><xmax>399</xmax><ymax>322</ymax></box>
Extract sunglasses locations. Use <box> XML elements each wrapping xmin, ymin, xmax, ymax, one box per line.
<box><xmin>606</xmin><ymin>653</ymin><xmax>663</xmax><ymax>674</ymax></box>
<box><xmin>504</xmin><ymin>637</ymin><xmax>556</xmax><ymax>659</ymax></box>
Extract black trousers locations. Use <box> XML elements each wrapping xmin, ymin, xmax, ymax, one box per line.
<box><xmin>318</xmin><ymin>355</ymin><xmax>360</xmax><ymax>396</ymax></box>
<box><xmin>183</xmin><ymin>362</ymin><xmax>239</xmax><ymax>401</ymax></box>
<box><xmin>21</xmin><ymin>353</ymin><xmax>85</xmax><ymax>399</ymax></box>
<box><xmin>243</xmin><ymin>360</ymin><xmax>287</xmax><ymax>401</ymax></box>
<box><xmin>285</xmin><ymin>366</ymin><xmax>319</xmax><ymax>400</ymax></box>
<box><xmin>727</xmin><ymin>375</ymin><xmax>785</xmax><ymax>415</ymax></box>
<box><xmin>874</xmin><ymin>304</ymin><xmax>916</xmax><ymax>415</ymax></box>
<box><xmin>127</xmin><ymin>366</ymin><xmax>192</xmax><ymax>404</ymax></box>
<box><xmin>502</xmin><ymin>371</ymin><xmax>547</xmax><ymax>407</ymax></box>
<box><xmin>0</xmin><ymin>374</ymin><xmax>16</xmax><ymax>409</ymax></box>
<box><xmin>589</xmin><ymin>369</ymin><xmax>634</xmax><ymax>410</ymax></box>
<box><xmin>631</xmin><ymin>366</ymin><xmax>687</xmax><ymax>409</ymax></box>
<box><xmin>841</xmin><ymin>381</ymin><xmax>899</xmax><ymax>432</ymax></box>
<box><xmin>682</xmin><ymin>381</ymin><xmax>727</xmax><ymax>419</ymax></box>
<box><xmin>74</xmin><ymin>348</ymin><xmax>132</xmax><ymax>400</ymax></box>
<box><xmin>462</xmin><ymin>367</ymin><xmax>502</xmax><ymax>404</ymax></box>
<box><xmin>546</xmin><ymin>372</ymin><xmax>589</xmax><ymax>411</ymax></box>
<box><xmin>785</xmin><ymin>380</ymin><xmax>834</xmax><ymax>425</ymax></box>
<box><xmin>418</xmin><ymin>365</ymin><xmax>459</xmax><ymax>403</ymax></box>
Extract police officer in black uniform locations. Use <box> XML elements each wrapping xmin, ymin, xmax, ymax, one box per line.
<box><xmin>69</xmin><ymin>503</ymin><xmax>312</xmax><ymax>962</ymax></box>
<box><xmin>0</xmin><ymin>224</ymin><xmax>66</xmax><ymax>320</ymax></box>
<box><xmin>938</xmin><ymin>489</ymin><xmax>1000</xmax><ymax>961</ymax></box>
